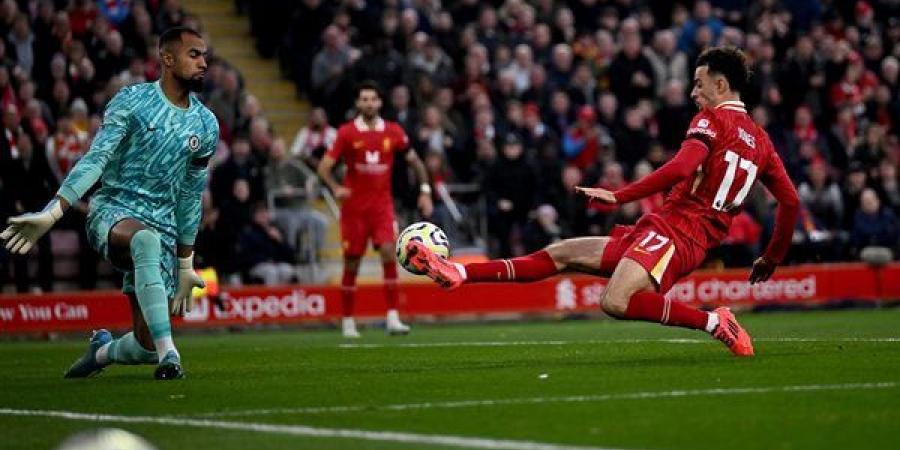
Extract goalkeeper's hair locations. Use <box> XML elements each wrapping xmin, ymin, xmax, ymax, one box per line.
<box><xmin>159</xmin><ymin>26</ymin><xmax>203</xmax><ymax>52</ymax></box>
<box><xmin>695</xmin><ymin>47</ymin><xmax>751</xmax><ymax>95</ymax></box>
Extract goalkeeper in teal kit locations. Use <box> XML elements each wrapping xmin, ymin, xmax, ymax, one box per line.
<box><xmin>1</xmin><ymin>27</ymin><xmax>218</xmax><ymax>380</ymax></box>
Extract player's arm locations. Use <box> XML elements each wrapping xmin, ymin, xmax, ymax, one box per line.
<box><xmin>316</xmin><ymin>154</ymin><xmax>349</xmax><ymax>199</ymax></box>
<box><xmin>1</xmin><ymin>89</ymin><xmax>132</xmax><ymax>254</ymax></box>
<box><xmin>172</xmin><ymin>124</ymin><xmax>219</xmax><ymax>315</ymax></box>
<box><xmin>577</xmin><ymin>139</ymin><xmax>708</xmax><ymax>204</ymax></box>
<box><xmin>316</xmin><ymin>128</ymin><xmax>350</xmax><ymax>199</ymax></box>
<box><xmin>405</xmin><ymin>148</ymin><xmax>433</xmax><ymax>217</ymax></box>
<box><xmin>57</xmin><ymin>89</ymin><xmax>132</xmax><ymax>208</ymax></box>
<box><xmin>750</xmin><ymin>153</ymin><xmax>799</xmax><ymax>284</ymax></box>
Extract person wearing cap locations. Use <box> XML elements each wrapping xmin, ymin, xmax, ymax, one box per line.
<box><xmin>562</xmin><ymin>105</ymin><xmax>609</xmax><ymax>171</ymax></box>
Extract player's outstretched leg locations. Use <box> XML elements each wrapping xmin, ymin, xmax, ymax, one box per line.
<box><xmin>407</xmin><ymin>237</ymin><xmax>609</xmax><ymax>290</ymax></box>
<box><xmin>601</xmin><ymin>258</ymin><xmax>753</xmax><ymax>357</ymax></box>
<box><xmin>64</xmin><ymin>329</ymin><xmax>113</xmax><ymax>378</ymax></box>
<box><xmin>709</xmin><ymin>307</ymin><xmax>754</xmax><ymax>356</ymax></box>
<box><xmin>130</xmin><ymin>229</ymin><xmax>184</xmax><ymax>378</ymax></box>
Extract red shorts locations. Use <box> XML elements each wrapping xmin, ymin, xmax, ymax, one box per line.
<box><xmin>340</xmin><ymin>206</ymin><xmax>397</xmax><ymax>257</ymax></box>
<box><xmin>599</xmin><ymin>214</ymin><xmax>707</xmax><ymax>293</ymax></box>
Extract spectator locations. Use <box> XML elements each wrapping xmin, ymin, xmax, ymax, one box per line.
<box><xmin>584</xmin><ymin>160</ymin><xmax>625</xmax><ymax>229</ymax></box>
<box><xmin>874</xmin><ymin>159</ymin><xmax>900</xmax><ymax>212</ymax></box>
<box><xmin>645</xmin><ymin>29</ymin><xmax>688</xmax><ymax>97</ymax></box>
<box><xmin>207</xmin><ymin>68</ymin><xmax>243</xmax><ymax>136</ymax></box>
<box><xmin>290</xmin><ymin>106</ymin><xmax>335</xmax><ymax>169</ymax></box>
<box><xmin>678</xmin><ymin>1</ymin><xmax>724</xmax><ymax>55</ymax></box>
<box><xmin>384</xmin><ymin>84</ymin><xmax>417</xmax><ymax>135</ymax></box>
<box><xmin>4</xmin><ymin>131</ymin><xmax>56</xmax><ymax>292</ymax></box>
<box><xmin>562</xmin><ymin>105</ymin><xmax>610</xmax><ymax>171</ymax></box>
<box><xmin>522</xmin><ymin>204</ymin><xmax>562</xmax><ymax>253</ymax></box>
<box><xmin>310</xmin><ymin>25</ymin><xmax>355</xmax><ymax>106</ymax></box>
<box><xmin>212</xmin><ymin>135</ymin><xmax>264</xmax><ymax>206</ymax></box>
<box><xmin>485</xmin><ymin>133</ymin><xmax>537</xmax><ymax>257</ymax></box>
<box><xmin>608</xmin><ymin>32</ymin><xmax>655</xmax><ymax>106</ymax></box>
<box><xmin>718</xmin><ymin>211</ymin><xmax>763</xmax><ymax>267</ymax></box>
<box><xmin>656</xmin><ymin>80</ymin><xmax>693</xmax><ymax>152</ymax></box>
<box><xmin>263</xmin><ymin>138</ymin><xmax>328</xmax><ymax>265</ymax></box>
<box><xmin>612</xmin><ymin>106</ymin><xmax>652</xmax><ymax>172</ymax></box>
<box><xmin>415</xmin><ymin>104</ymin><xmax>458</xmax><ymax>161</ymax></box>
<box><xmin>850</xmin><ymin>188</ymin><xmax>898</xmax><ymax>258</ymax></box>
<box><xmin>237</xmin><ymin>203</ymin><xmax>296</xmax><ymax>286</ymax></box>
<box><xmin>798</xmin><ymin>161</ymin><xmax>844</xmax><ymax>233</ymax></box>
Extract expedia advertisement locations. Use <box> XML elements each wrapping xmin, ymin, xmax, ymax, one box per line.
<box><xmin>2</xmin><ymin>263</ymin><xmax>897</xmax><ymax>335</ymax></box>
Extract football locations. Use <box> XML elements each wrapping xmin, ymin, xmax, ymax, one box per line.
<box><xmin>396</xmin><ymin>222</ymin><xmax>451</xmax><ymax>274</ymax></box>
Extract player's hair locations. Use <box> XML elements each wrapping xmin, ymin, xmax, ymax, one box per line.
<box><xmin>159</xmin><ymin>26</ymin><xmax>203</xmax><ymax>52</ymax></box>
<box><xmin>695</xmin><ymin>47</ymin><xmax>750</xmax><ymax>95</ymax></box>
<box><xmin>355</xmin><ymin>80</ymin><xmax>383</xmax><ymax>99</ymax></box>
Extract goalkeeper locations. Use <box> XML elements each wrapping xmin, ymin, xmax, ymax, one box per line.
<box><xmin>1</xmin><ymin>27</ymin><xmax>218</xmax><ymax>380</ymax></box>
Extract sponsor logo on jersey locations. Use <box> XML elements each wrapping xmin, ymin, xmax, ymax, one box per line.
<box><xmin>698</xmin><ymin>118</ymin><xmax>710</xmax><ymax>128</ymax></box>
<box><xmin>365</xmin><ymin>150</ymin><xmax>380</xmax><ymax>164</ymax></box>
<box><xmin>687</xmin><ymin>127</ymin><xmax>717</xmax><ymax>138</ymax></box>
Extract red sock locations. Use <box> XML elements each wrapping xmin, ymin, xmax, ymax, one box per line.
<box><xmin>464</xmin><ymin>250</ymin><xmax>559</xmax><ymax>282</ymax></box>
<box><xmin>341</xmin><ymin>268</ymin><xmax>357</xmax><ymax>317</ymax></box>
<box><xmin>383</xmin><ymin>262</ymin><xmax>399</xmax><ymax>310</ymax></box>
<box><xmin>623</xmin><ymin>291</ymin><xmax>709</xmax><ymax>330</ymax></box>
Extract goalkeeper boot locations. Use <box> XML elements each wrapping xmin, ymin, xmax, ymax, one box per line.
<box><xmin>64</xmin><ymin>329</ymin><xmax>113</xmax><ymax>378</ymax></box>
<box><xmin>154</xmin><ymin>350</ymin><xmax>185</xmax><ymax>380</ymax></box>
<box><xmin>406</xmin><ymin>241</ymin><xmax>464</xmax><ymax>290</ymax></box>
<box><xmin>711</xmin><ymin>307</ymin><xmax>754</xmax><ymax>357</ymax></box>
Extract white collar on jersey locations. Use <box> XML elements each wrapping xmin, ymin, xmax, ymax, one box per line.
<box><xmin>353</xmin><ymin>116</ymin><xmax>386</xmax><ymax>132</ymax></box>
<box><xmin>715</xmin><ymin>100</ymin><xmax>747</xmax><ymax>113</ymax></box>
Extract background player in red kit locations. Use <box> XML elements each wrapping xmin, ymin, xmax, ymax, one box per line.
<box><xmin>318</xmin><ymin>81</ymin><xmax>433</xmax><ymax>338</ymax></box>
<box><xmin>408</xmin><ymin>47</ymin><xmax>799</xmax><ymax>356</ymax></box>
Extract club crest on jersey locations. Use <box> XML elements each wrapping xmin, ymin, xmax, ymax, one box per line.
<box><xmin>383</xmin><ymin>137</ymin><xmax>391</xmax><ymax>151</ymax></box>
<box><xmin>188</xmin><ymin>135</ymin><xmax>200</xmax><ymax>152</ymax></box>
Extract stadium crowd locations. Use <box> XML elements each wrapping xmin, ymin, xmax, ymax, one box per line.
<box><xmin>0</xmin><ymin>0</ymin><xmax>324</xmax><ymax>293</ymax></box>
<box><xmin>1</xmin><ymin>0</ymin><xmax>899</xmax><ymax>293</ymax></box>
<box><xmin>258</xmin><ymin>0</ymin><xmax>899</xmax><ymax>265</ymax></box>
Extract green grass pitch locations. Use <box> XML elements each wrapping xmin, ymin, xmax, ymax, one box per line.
<box><xmin>1</xmin><ymin>308</ymin><xmax>899</xmax><ymax>450</ymax></box>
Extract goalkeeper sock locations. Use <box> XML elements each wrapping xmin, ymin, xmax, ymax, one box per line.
<box><xmin>99</xmin><ymin>332</ymin><xmax>157</xmax><ymax>365</ymax></box>
<box><xmin>623</xmin><ymin>291</ymin><xmax>709</xmax><ymax>330</ymax></box>
<box><xmin>383</xmin><ymin>262</ymin><xmax>399</xmax><ymax>310</ymax></box>
<box><xmin>131</xmin><ymin>230</ymin><xmax>178</xmax><ymax>362</ymax></box>
<box><xmin>464</xmin><ymin>250</ymin><xmax>558</xmax><ymax>282</ymax></box>
<box><xmin>341</xmin><ymin>266</ymin><xmax>357</xmax><ymax>317</ymax></box>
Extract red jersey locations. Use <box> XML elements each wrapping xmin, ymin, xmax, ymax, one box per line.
<box><xmin>326</xmin><ymin>116</ymin><xmax>409</xmax><ymax>210</ymax></box>
<box><xmin>615</xmin><ymin>100</ymin><xmax>798</xmax><ymax>263</ymax></box>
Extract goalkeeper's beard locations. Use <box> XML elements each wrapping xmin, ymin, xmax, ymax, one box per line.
<box><xmin>178</xmin><ymin>75</ymin><xmax>205</xmax><ymax>93</ymax></box>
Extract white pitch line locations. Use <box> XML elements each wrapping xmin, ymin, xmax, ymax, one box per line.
<box><xmin>193</xmin><ymin>381</ymin><xmax>898</xmax><ymax>418</ymax></box>
<box><xmin>338</xmin><ymin>337</ymin><xmax>900</xmax><ymax>349</ymax></box>
<box><xmin>0</xmin><ymin>408</ymin><xmax>626</xmax><ymax>450</ymax></box>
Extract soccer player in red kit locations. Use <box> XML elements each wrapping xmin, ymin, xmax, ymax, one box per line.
<box><xmin>318</xmin><ymin>81</ymin><xmax>433</xmax><ymax>338</ymax></box>
<box><xmin>408</xmin><ymin>47</ymin><xmax>799</xmax><ymax>356</ymax></box>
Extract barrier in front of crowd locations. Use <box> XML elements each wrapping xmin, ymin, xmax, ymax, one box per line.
<box><xmin>1</xmin><ymin>262</ymin><xmax>898</xmax><ymax>335</ymax></box>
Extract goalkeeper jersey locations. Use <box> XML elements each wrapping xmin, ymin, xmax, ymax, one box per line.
<box><xmin>57</xmin><ymin>81</ymin><xmax>219</xmax><ymax>245</ymax></box>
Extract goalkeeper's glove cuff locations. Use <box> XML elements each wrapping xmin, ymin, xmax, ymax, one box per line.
<box><xmin>45</xmin><ymin>199</ymin><xmax>64</xmax><ymax>222</ymax></box>
<box><xmin>178</xmin><ymin>253</ymin><xmax>194</xmax><ymax>270</ymax></box>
